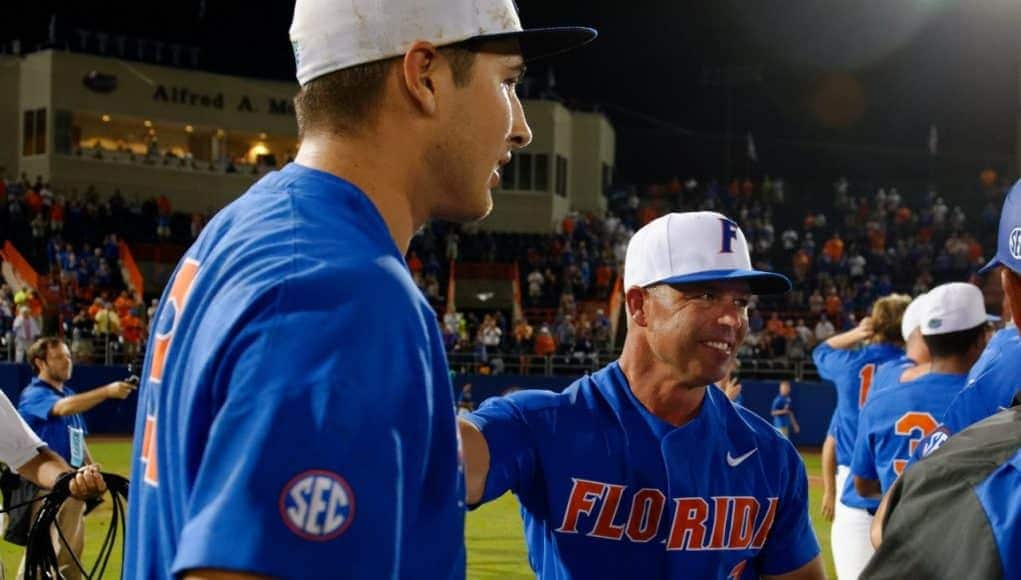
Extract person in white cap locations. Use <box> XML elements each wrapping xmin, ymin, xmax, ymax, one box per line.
<box><xmin>850</xmin><ymin>282</ymin><xmax>993</xmax><ymax>502</ymax></box>
<box><xmin>861</xmin><ymin>180</ymin><xmax>1021</xmax><ymax>580</ymax></box>
<box><xmin>459</xmin><ymin>212</ymin><xmax>824</xmax><ymax>579</ymax></box>
<box><xmin>123</xmin><ymin>2</ymin><xmax>595</xmax><ymax>579</ymax></box>
<box><xmin>814</xmin><ymin>293</ymin><xmax>909</xmax><ymax>580</ymax></box>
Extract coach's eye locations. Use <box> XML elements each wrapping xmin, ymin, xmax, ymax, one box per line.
<box><xmin>734</xmin><ymin>298</ymin><xmax>750</xmax><ymax>308</ymax></box>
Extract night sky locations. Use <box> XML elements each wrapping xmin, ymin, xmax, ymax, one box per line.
<box><xmin>6</xmin><ymin>0</ymin><xmax>1021</xmax><ymax>188</ymax></box>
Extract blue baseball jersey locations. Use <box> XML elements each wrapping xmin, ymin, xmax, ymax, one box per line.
<box><xmin>942</xmin><ymin>327</ymin><xmax>1021</xmax><ymax>434</ymax></box>
<box><xmin>124</xmin><ymin>164</ymin><xmax>465</xmax><ymax>579</ymax></box>
<box><xmin>867</xmin><ymin>356</ymin><xmax>915</xmax><ymax>401</ymax></box>
<box><xmin>850</xmin><ymin>373</ymin><xmax>965</xmax><ymax>493</ymax></box>
<box><xmin>17</xmin><ymin>379</ymin><xmax>88</xmax><ymax>465</ymax></box>
<box><xmin>771</xmin><ymin>395</ymin><xmax>792</xmax><ymax>429</ymax></box>
<box><xmin>467</xmin><ymin>362</ymin><xmax>820</xmax><ymax>579</ymax></box>
<box><xmin>974</xmin><ymin>448</ymin><xmax>1021</xmax><ymax>580</ymax></box>
<box><xmin>813</xmin><ymin>342</ymin><xmax>903</xmax><ymax>510</ymax></box>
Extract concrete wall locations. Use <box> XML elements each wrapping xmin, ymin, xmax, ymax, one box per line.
<box><xmin>571</xmin><ymin>111</ymin><xmax>615</xmax><ymax>214</ymax></box>
<box><xmin>0</xmin><ymin>56</ymin><xmax>20</xmax><ymax>177</ymax></box>
<box><xmin>50</xmin><ymin>155</ymin><xmax>261</xmax><ymax>213</ymax></box>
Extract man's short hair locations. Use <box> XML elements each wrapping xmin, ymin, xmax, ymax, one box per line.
<box><xmin>922</xmin><ymin>323</ymin><xmax>987</xmax><ymax>359</ymax></box>
<box><xmin>27</xmin><ymin>337</ymin><xmax>66</xmax><ymax>376</ymax></box>
<box><xmin>293</xmin><ymin>41</ymin><xmax>479</xmax><ymax>138</ymax></box>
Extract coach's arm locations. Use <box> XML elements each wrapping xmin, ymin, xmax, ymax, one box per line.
<box><xmin>459</xmin><ymin>418</ymin><xmax>491</xmax><ymax>505</ymax></box>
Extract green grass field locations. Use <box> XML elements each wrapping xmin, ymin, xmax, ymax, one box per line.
<box><xmin>2</xmin><ymin>441</ymin><xmax>836</xmax><ymax>579</ymax></box>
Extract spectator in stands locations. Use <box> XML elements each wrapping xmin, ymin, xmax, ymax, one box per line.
<box><xmin>511</xmin><ymin>318</ymin><xmax>534</xmax><ymax>374</ymax></box>
<box><xmin>815</xmin><ymin>314</ymin><xmax>836</xmax><ymax>342</ymax></box>
<box><xmin>534</xmin><ymin>324</ymin><xmax>556</xmax><ymax>358</ymax></box>
<box><xmin>93</xmin><ymin>301</ymin><xmax>121</xmax><ymax>342</ymax></box>
<box><xmin>16</xmin><ymin>337</ymin><xmax>136</xmax><ymax>578</ymax></box>
<box><xmin>12</xmin><ymin>306</ymin><xmax>41</xmax><ymax>362</ymax></box>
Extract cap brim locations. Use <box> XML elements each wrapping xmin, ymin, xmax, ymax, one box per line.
<box><xmin>474</xmin><ymin>26</ymin><xmax>598</xmax><ymax>61</ymax></box>
<box><xmin>978</xmin><ymin>256</ymin><xmax>1002</xmax><ymax>275</ymax></box>
<box><xmin>656</xmin><ymin>269</ymin><xmax>793</xmax><ymax>296</ymax></box>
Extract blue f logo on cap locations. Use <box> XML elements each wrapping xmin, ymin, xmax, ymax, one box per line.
<box><xmin>720</xmin><ymin>218</ymin><xmax>739</xmax><ymax>254</ymax></box>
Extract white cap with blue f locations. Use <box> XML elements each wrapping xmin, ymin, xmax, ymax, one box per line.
<box><xmin>623</xmin><ymin>212</ymin><xmax>792</xmax><ymax>295</ymax></box>
<box><xmin>980</xmin><ymin>179</ymin><xmax>1021</xmax><ymax>276</ymax></box>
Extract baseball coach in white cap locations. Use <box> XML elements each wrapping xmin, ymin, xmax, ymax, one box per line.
<box><xmin>458</xmin><ymin>212</ymin><xmax>826</xmax><ymax>578</ymax></box>
<box><xmin>123</xmin><ymin>2</ymin><xmax>594</xmax><ymax>579</ymax></box>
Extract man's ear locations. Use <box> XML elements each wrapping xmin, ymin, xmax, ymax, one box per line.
<box><xmin>625</xmin><ymin>287</ymin><xmax>649</xmax><ymax>328</ymax></box>
<box><xmin>1003</xmin><ymin>268</ymin><xmax>1021</xmax><ymax>330</ymax></box>
<box><xmin>401</xmin><ymin>41</ymin><xmax>442</xmax><ymax>116</ymax></box>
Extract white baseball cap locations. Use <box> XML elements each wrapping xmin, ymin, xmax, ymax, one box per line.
<box><xmin>289</xmin><ymin>0</ymin><xmax>597</xmax><ymax>86</ymax></box>
<box><xmin>623</xmin><ymin>212</ymin><xmax>791</xmax><ymax>295</ymax></box>
<box><xmin>900</xmin><ymin>293</ymin><xmax>929</xmax><ymax>342</ymax></box>
<box><xmin>920</xmin><ymin>283</ymin><xmax>994</xmax><ymax>336</ymax></box>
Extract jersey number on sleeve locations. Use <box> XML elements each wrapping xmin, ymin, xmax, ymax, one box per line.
<box><xmin>858</xmin><ymin>363</ymin><xmax>876</xmax><ymax>408</ymax></box>
<box><xmin>892</xmin><ymin>412</ymin><xmax>938</xmax><ymax>476</ymax></box>
<box><xmin>140</xmin><ymin>259</ymin><xmax>200</xmax><ymax>487</ymax></box>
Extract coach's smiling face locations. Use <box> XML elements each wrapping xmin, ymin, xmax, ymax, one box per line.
<box><xmin>640</xmin><ymin>280</ymin><xmax>750</xmax><ymax>388</ymax></box>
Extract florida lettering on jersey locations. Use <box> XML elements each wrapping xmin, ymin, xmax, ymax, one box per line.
<box><xmin>467</xmin><ymin>363</ymin><xmax>819</xmax><ymax>579</ymax></box>
<box><xmin>556</xmin><ymin>478</ymin><xmax>779</xmax><ymax>552</ymax></box>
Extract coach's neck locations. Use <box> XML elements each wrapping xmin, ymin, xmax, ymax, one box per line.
<box><xmin>619</xmin><ymin>336</ymin><xmax>707</xmax><ymax>428</ymax></box>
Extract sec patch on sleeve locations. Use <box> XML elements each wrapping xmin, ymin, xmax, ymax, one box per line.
<box><xmin>279</xmin><ymin>470</ymin><xmax>356</xmax><ymax>541</ymax></box>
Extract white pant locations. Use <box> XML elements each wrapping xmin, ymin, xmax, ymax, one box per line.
<box><xmin>831</xmin><ymin>466</ymin><xmax>875</xmax><ymax>580</ymax></box>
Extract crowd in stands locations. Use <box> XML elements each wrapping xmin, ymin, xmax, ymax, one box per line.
<box><xmin>0</xmin><ymin>171</ymin><xmax>209</xmax><ymax>363</ymax></box>
<box><xmin>2</xmin><ymin>164</ymin><xmax>1010</xmax><ymax>375</ymax></box>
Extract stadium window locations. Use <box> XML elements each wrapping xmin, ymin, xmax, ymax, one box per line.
<box><xmin>22</xmin><ymin>110</ymin><xmax>34</xmax><ymax>156</ymax></box>
<box><xmin>535</xmin><ymin>153</ymin><xmax>550</xmax><ymax>191</ymax></box>
<box><xmin>54</xmin><ymin>110</ymin><xmax>72</xmax><ymax>155</ymax></box>
<box><xmin>518</xmin><ymin>153</ymin><xmax>533</xmax><ymax>191</ymax></box>
<box><xmin>501</xmin><ymin>155</ymin><xmax>516</xmax><ymax>190</ymax></box>
<box><xmin>556</xmin><ymin>155</ymin><xmax>568</xmax><ymax>197</ymax></box>
<box><xmin>34</xmin><ymin>108</ymin><xmax>47</xmax><ymax>155</ymax></box>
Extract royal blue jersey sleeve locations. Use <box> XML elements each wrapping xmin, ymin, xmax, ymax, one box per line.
<box><xmin>850</xmin><ymin>404</ymin><xmax>879</xmax><ymax>481</ymax></box>
<box><xmin>757</xmin><ymin>444</ymin><xmax>820</xmax><ymax>575</ymax></box>
<box><xmin>17</xmin><ymin>387</ymin><xmax>58</xmax><ymax>426</ymax></box>
<box><xmin>812</xmin><ymin>343</ymin><xmax>856</xmax><ymax>375</ymax></box>
<box><xmin>170</xmin><ymin>266</ymin><xmax>461</xmax><ymax>578</ymax></box>
<box><xmin>974</xmin><ymin>449</ymin><xmax>1021</xmax><ymax>580</ymax></box>
<box><xmin>466</xmin><ymin>391</ymin><xmax>552</xmax><ymax>505</ymax></box>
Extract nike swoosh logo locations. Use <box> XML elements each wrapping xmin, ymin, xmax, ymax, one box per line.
<box><xmin>726</xmin><ymin>448</ymin><xmax>758</xmax><ymax>467</ymax></box>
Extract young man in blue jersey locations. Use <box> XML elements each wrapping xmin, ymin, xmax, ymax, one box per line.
<box><xmin>850</xmin><ymin>283</ymin><xmax>991</xmax><ymax>500</ymax></box>
<box><xmin>460</xmin><ymin>212</ymin><xmax>824</xmax><ymax>579</ymax></box>
<box><xmin>862</xmin><ymin>180</ymin><xmax>1021</xmax><ymax>579</ymax></box>
<box><xmin>813</xmin><ymin>294</ymin><xmax>909</xmax><ymax>580</ymax></box>
<box><xmin>123</xmin><ymin>1</ymin><xmax>595</xmax><ymax>578</ymax></box>
<box><xmin>771</xmin><ymin>380</ymin><xmax>800</xmax><ymax>438</ymax></box>
<box><xmin>866</xmin><ymin>293</ymin><xmax>932</xmax><ymax>402</ymax></box>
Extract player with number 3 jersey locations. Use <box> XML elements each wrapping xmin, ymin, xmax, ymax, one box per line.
<box><xmin>812</xmin><ymin>294</ymin><xmax>908</xmax><ymax>580</ymax></box>
<box><xmin>460</xmin><ymin>212</ymin><xmax>824</xmax><ymax>579</ymax></box>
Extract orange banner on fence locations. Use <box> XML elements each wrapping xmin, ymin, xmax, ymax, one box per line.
<box><xmin>1</xmin><ymin>240</ymin><xmax>40</xmax><ymax>289</ymax></box>
<box><xmin>119</xmin><ymin>241</ymin><xmax>145</xmax><ymax>302</ymax></box>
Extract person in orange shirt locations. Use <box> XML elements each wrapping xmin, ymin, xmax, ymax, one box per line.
<box><xmin>766</xmin><ymin>312</ymin><xmax>785</xmax><ymax>336</ymax></box>
<box><xmin>823</xmin><ymin>233</ymin><xmax>845</xmax><ymax>264</ymax></box>
<box><xmin>121</xmin><ymin>310</ymin><xmax>144</xmax><ymax>358</ymax></box>
<box><xmin>533</xmin><ymin>324</ymin><xmax>557</xmax><ymax>357</ymax></box>
<box><xmin>113</xmin><ymin>290</ymin><xmax>134</xmax><ymax>319</ymax></box>
<box><xmin>87</xmin><ymin>297</ymin><xmax>103</xmax><ymax>320</ymax></box>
